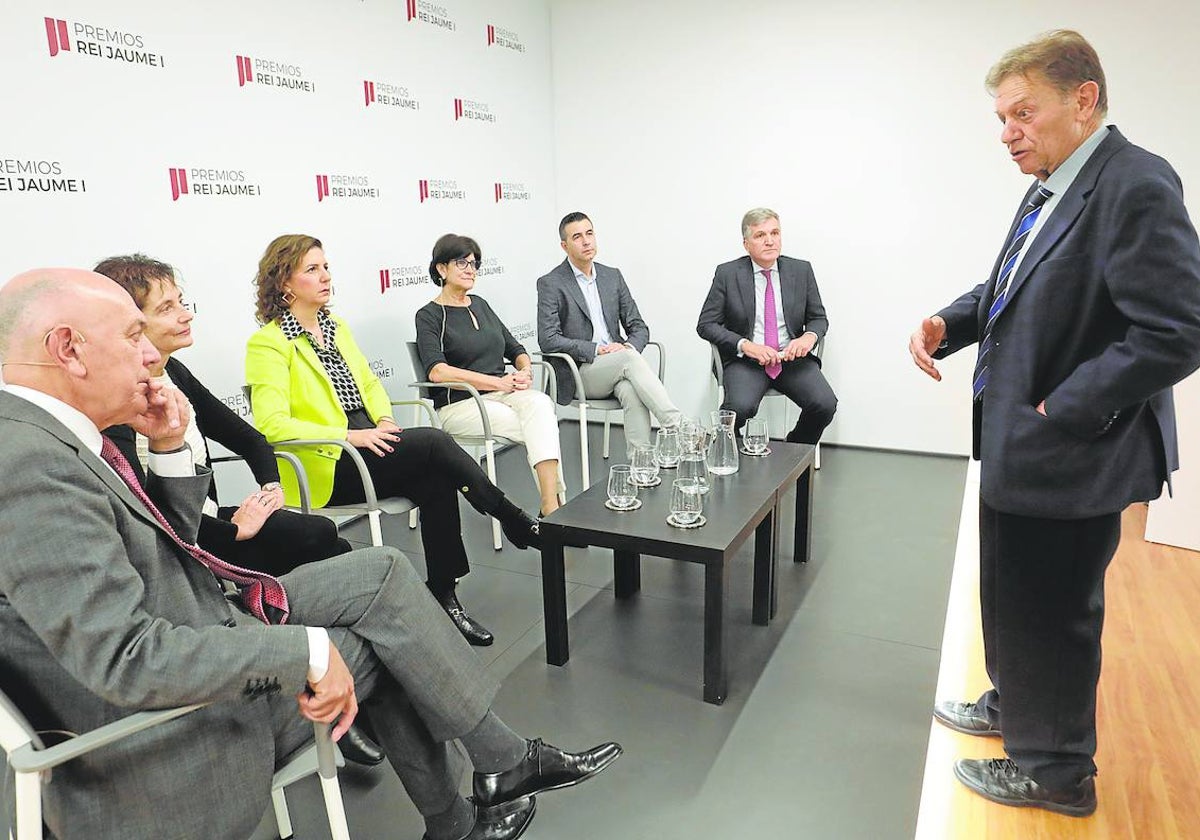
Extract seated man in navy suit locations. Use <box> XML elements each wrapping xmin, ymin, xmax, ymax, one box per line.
<box><xmin>697</xmin><ymin>208</ymin><xmax>837</xmax><ymax>444</ymax></box>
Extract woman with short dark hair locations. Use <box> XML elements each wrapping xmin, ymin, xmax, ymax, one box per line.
<box><xmin>416</xmin><ymin>233</ymin><xmax>564</xmax><ymax>516</ymax></box>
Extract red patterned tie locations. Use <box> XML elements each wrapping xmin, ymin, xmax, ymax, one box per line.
<box><xmin>762</xmin><ymin>269</ymin><xmax>783</xmax><ymax>380</ymax></box>
<box><xmin>100</xmin><ymin>436</ymin><xmax>290</xmax><ymax>625</ymax></box>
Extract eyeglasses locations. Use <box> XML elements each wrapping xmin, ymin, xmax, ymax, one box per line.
<box><xmin>452</xmin><ymin>258</ymin><xmax>478</xmax><ymax>271</ymax></box>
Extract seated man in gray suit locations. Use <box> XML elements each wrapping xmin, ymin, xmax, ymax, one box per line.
<box><xmin>697</xmin><ymin>208</ymin><xmax>838</xmax><ymax>444</ymax></box>
<box><xmin>0</xmin><ymin>268</ymin><xmax>620</xmax><ymax>840</ymax></box>
<box><xmin>537</xmin><ymin>211</ymin><xmax>681</xmax><ymax>458</ymax></box>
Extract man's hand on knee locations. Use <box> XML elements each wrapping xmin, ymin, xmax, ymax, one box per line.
<box><xmin>297</xmin><ymin>641</ymin><xmax>358</xmax><ymax>740</ymax></box>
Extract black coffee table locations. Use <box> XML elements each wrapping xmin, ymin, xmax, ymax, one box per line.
<box><xmin>538</xmin><ymin>442</ymin><xmax>815</xmax><ymax>704</ymax></box>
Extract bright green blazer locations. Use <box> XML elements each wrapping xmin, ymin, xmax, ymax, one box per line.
<box><xmin>245</xmin><ymin>315</ymin><xmax>392</xmax><ymax>508</ymax></box>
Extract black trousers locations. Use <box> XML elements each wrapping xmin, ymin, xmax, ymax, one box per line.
<box><xmin>326</xmin><ymin>426</ymin><xmax>509</xmax><ymax>592</ymax></box>
<box><xmin>199</xmin><ymin>508</ymin><xmax>353</xmax><ymax>577</ymax></box>
<box><xmin>720</xmin><ymin>355</ymin><xmax>837</xmax><ymax>444</ymax></box>
<box><xmin>976</xmin><ymin>499</ymin><xmax>1121</xmax><ymax>789</ymax></box>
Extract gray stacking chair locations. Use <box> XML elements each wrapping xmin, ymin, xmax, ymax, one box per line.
<box><xmin>0</xmin><ymin>686</ymin><xmax>350</xmax><ymax>840</ymax></box>
<box><xmin>534</xmin><ymin>341</ymin><xmax>666</xmax><ymax>488</ymax></box>
<box><xmin>709</xmin><ymin>339</ymin><xmax>824</xmax><ymax>470</ymax></box>
<box><xmin>243</xmin><ymin>386</ymin><xmax>435</xmax><ymax>546</ymax></box>
<box><xmin>405</xmin><ymin>342</ymin><xmax>563</xmax><ymax>549</ymax></box>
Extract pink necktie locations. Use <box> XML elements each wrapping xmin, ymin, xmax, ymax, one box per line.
<box><xmin>100</xmin><ymin>436</ymin><xmax>290</xmax><ymax>625</ymax></box>
<box><xmin>762</xmin><ymin>269</ymin><xmax>782</xmax><ymax>380</ymax></box>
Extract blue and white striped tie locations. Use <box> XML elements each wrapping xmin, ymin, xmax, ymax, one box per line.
<box><xmin>972</xmin><ymin>185</ymin><xmax>1054</xmax><ymax>401</ymax></box>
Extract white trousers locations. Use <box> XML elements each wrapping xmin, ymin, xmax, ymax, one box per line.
<box><xmin>436</xmin><ymin>389</ymin><xmax>565</xmax><ymax>493</ymax></box>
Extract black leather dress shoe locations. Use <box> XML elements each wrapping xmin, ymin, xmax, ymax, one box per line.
<box><xmin>473</xmin><ymin>738</ymin><xmax>623</xmax><ymax>812</ymax></box>
<box><xmin>422</xmin><ymin>796</ymin><xmax>536</xmax><ymax>840</ymax></box>
<box><xmin>933</xmin><ymin>700</ymin><xmax>1002</xmax><ymax>737</ymax></box>
<box><xmin>954</xmin><ymin>758</ymin><xmax>1097</xmax><ymax>817</ymax></box>
<box><xmin>339</xmin><ymin>723</ymin><xmax>385</xmax><ymax>766</ymax></box>
<box><xmin>435</xmin><ymin>589</ymin><xmax>495</xmax><ymax>646</ymax></box>
<box><xmin>501</xmin><ymin>511</ymin><xmax>542</xmax><ymax>551</ymax></box>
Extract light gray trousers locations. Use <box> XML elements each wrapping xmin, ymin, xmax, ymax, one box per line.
<box><xmin>578</xmin><ymin>348</ymin><xmax>681</xmax><ymax>455</ymax></box>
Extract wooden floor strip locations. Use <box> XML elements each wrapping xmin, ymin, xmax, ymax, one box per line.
<box><xmin>915</xmin><ymin>462</ymin><xmax>1200</xmax><ymax>839</ymax></box>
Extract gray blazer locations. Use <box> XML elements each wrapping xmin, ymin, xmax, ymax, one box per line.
<box><xmin>536</xmin><ymin>258</ymin><xmax>650</xmax><ymax>404</ymax></box>
<box><xmin>0</xmin><ymin>392</ymin><xmax>310</xmax><ymax>840</ymax></box>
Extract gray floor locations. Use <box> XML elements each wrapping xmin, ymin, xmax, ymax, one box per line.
<box><xmin>3</xmin><ymin>425</ymin><xmax>967</xmax><ymax>840</ymax></box>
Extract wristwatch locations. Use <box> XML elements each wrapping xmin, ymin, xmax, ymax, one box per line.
<box><xmin>261</xmin><ymin>482</ymin><xmax>282</xmax><ymax>492</ymax></box>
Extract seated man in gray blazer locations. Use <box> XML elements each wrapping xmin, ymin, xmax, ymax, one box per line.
<box><xmin>0</xmin><ymin>268</ymin><xmax>620</xmax><ymax>840</ymax></box>
<box><xmin>697</xmin><ymin>207</ymin><xmax>838</xmax><ymax>444</ymax></box>
<box><xmin>537</xmin><ymin>211</ymin><xmax>681</xmax><ymax>458</ymax></box>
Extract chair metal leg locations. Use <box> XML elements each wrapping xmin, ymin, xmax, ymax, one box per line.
<box><xmin>579</xmin><ymin>404</ymin><xmax>591</xmax><ymax>488</ymax></box>
<box><xmin>485</xmin><ymin>440</ymin><xmax>502</xmax><ymax>550</ymax></box>
<box><xmin>314</xmin><ymin>723</ymin><xmax>351</xmax><ymax>840</ymax></box>
<box><xmin>368</xmin><ymin>510</ymin><xmax>383</xmax><ymax>547</ymax></box>
<box><xmin>602</xmin><ymin>412</ymin><xmax>611</xmax><ymax>459</ymax></box>
<box><xmin>271</xmin><ymin>787</ymin><xmax>294</xmax><ymax>840</ymax></box>
<box><xmin>14</xmin><ymin>770</ymin><xmax>41</xmax><ymax>840</ymax></box>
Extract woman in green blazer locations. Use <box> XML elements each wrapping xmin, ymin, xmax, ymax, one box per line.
<box><xmin>245</xmin><ymin>234</ymin><xmax>541</xmax><ymax>647</ymax></box>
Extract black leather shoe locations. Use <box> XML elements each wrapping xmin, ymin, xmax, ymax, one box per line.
<box><xmin>435</xmin><ymin>589</ymin><xmax>495</xmax><ymax>647</ymax></box>
<box><xmin>338</xmin><ymin>723</ymin><xmax>385</xmax><ymax>765</ymax></box>
<box><xmin>473</xmin><ymin>738</ymin><xmax>623</xmax><ymax>811</ymax></box>
<box><xmin>933</xmin><ymin>700</ymin><xmax>1002</xmax><ymax>737</ymax></box>
<box><xmin>501</xmin><ymin>511</ymin><xmax>542</xmax><ymax>551</ymax></box>
<box><xmin>954</xmin><ymin>758</ymin><xmax>1096</xmax><ymax>817</ymax></box>
<box><xmin>422</xmin><ymin>796</ymin><xmax>536</xmax><ymax>840</ymax></box>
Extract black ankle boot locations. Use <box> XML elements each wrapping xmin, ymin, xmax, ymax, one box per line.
<box><xmin>500</xmin><ymin>508</ymin><xmax>541</xmax><ymax>551</ymax></box>
<box><xmin>433</xmin><ymin>587</ymin><xmax>495</xmax><ymax>646</ymax></box>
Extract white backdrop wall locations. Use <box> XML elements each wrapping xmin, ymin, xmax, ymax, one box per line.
<box><xmin>2</xmin><ymin>0</ymin><xmax>556</xmax><ymax>432</ymax></box>
<box><xmin>548</xmin><ymin>0</ymin><xmax>1200</xmax><ymax>456</ymax></box>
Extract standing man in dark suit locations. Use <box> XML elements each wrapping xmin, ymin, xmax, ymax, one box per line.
<box><xmin>697</xmin><ymin>208</ymin><xmax>837</xmax><ymax>444</ymax></box>
<box><xmin>537</xmin><ymin>211</ymin><xmax>681</xmax><ymax>458</ymax></box>
<box><xmin>909</xmin><ymin>30</ymin><xmax>1200</xmax><ymax>816</ymax></box>
<box><xmin>0</xmin><ymin>268</ymin><xmax>621</xmax><ymax>840</ymax></box>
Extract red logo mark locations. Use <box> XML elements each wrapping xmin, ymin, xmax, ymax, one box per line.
<box><xmin>406</xmin><ymin>0</ymin><xmax>417</xmax><ymax>21</ymax></box>
<box><xmin>379</xmin><ymin>269</ymin><xmax>391</xmax><ymax>293</ymax></box>
<box><xmin>487</xmin><ymin>25</ymin><xmax>495</xmax><ymax>46</ymax></box>
<box><xmin>316</xmin><ymin>174</ymin><xmax>330</xmax><ymax>202</ymax></box>
<box><xmin>168</xmin><ymin>168</ymin><xmax>189</xmax><ymax>202</ymax></box>
<box><xmin>418</xmin><ymin>179</ymin><xmax>429</xmax><ymax>202</ymax></box>
<box><xmin>454</xmin><ymin>98</ymin><xmax>463</xmax><ymax>120</ymax></box>
<box><xmin>364</xmin><ymin>80</ymin><xmax>376</xmax><ymax>107</ymax></box>
<box><xmin>236</xmin><ymin>55</ymin><xmax>253</xmax><ymax>87</ymax></box>
<box><xmin>494</xmin><ymin>183</ymin><xmax>503</xmax><ymax>202</ymax></box>
<box><xmin>44</xmin><ymin>18</ymin><xmax>70</xmax><ymax>57</ymax></box>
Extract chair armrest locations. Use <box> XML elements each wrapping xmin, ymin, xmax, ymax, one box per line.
<box><xmin>272</xmin><ymin>439</ymin><xmax>382</xmax><ymax>510</ymax></box>
<box><xmin>408</xmin><ymin>380</ymin><xmax>497</xmax><ymax>440</ymax></box>
<box><xmin>390</xmin><ymin>398</ymin><xmax>438</xmax><ymax>427</ymax></box>
<box><xmin>644</xmin><ymin>340</ymin><xmax>665</xmax><ymax>381</ymax></box>
<box><xmin>526</xmin><ymin>359</ymin><xmax>557</xmax><ymax>401</ymax></box>
<box><xmin>7</xmin><ymin>703</ymin><xmax>207</xmax><ymax>774</ymax></box>
<box><xmin>708</xmin><ymin>342</ymin><xmax>723</xmax><ymax>387</ymax></box>
<box><xmin>531</xmin><ymin>352</ymin><xmax>586</xmax><ymax>406</ymax></box>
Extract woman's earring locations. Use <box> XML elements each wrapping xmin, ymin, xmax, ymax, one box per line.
<box><xmin>281</xmin><ymin>289</ymin><xmax>296</xmax><ymax>305</ymax></box>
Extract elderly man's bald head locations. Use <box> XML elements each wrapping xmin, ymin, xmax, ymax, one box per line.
<box><xmin>0</xmin><ymin>268</ymin><xmax>160</xmax><ymax>427</ymax></box>
<box><xmin>0</xmin><ymin>269</ymin><xmax>132</xmax><ymax>359</ymax></box>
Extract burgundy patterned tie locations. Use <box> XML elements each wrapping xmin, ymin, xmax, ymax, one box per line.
<box><xmin>100</xmin><ymin>436</ymin><xmax>290</xmax><ymax>625</ymax></box>
<box><xmin>762</xmin><ymin>269</ymin><xmax>783</xmax><ymax>380</ymax></box>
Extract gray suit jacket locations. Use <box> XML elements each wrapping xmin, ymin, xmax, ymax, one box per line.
<box><xmin>696</xmin><ymin>254</ymin><xmax>828</xmax><ymax>366</ymax></box>
<box><xmin>536</xmin><ymin>258</ymin><xmax>650</xmax><ymax>404</ymax></box>
<box><xmin>0</xmin><ymin>392</ymin><xmax>310</xmax><ymax>840</ymax></box>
